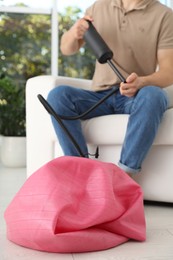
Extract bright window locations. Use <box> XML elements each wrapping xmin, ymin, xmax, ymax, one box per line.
<box><xmin>0</xmin><ymin>0</ymin><xmax>172</xmax><ymax>83</ymax></box>
<box><xmin>160</xmin><ymin>0</ymin><xmax>173</xmax><ymax>8</ymax></box>
<box><xmin>0</xmin><ymin>0</ymin><xmax>96</xmax><ymax>82</ymax></box>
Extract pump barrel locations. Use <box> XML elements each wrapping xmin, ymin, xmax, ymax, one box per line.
<box><xmin>84</xmin><ymin>21</ymin><xmax>126</xmax><ymax>83</ymax></box>
<box><xmin>84</xmin><ymin>21</ymin><xmax>113</xmax><ymax>64</ymax></box>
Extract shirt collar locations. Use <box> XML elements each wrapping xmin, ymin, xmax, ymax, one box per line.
<box><xmin>111</xmin><ymin>0</ymin><xmax>156</xmax><ymax>11</ymax></box>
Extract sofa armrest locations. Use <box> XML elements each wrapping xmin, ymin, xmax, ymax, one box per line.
<box><xmin>164</xmin><ymin>84</ymin><xmax>173</xmax><ymax>108</ymax></box>
<box><xmin>26</xmin><ymin>75</ymin><xmax>92</xmax><ymax>175</ymax></box>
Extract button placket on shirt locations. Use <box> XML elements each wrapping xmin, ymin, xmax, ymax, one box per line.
<box><xmin>120</xmin><ymin>11</ymin><xmax>128</xmax><ymax>31</ymax></box>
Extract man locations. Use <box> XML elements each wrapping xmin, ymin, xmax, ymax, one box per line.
<box><xmin>47</xmin><ymin>0</ymin><xmax>173</xmax><ymax>175</ymax></box>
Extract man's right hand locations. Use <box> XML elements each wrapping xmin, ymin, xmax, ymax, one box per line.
<box><xmin>60</xmin><ymin>15</ymin><xmax>93</xmax><ymax>55</ymax></box>
<box><xmin>71</xmin><ymin>16</ymin><xmax>93</xmax><ymax>40</ymax></box>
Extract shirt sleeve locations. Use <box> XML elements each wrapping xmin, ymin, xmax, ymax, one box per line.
<box><xmin>158</xmin><ymin>10</ymin><xmax>173</xmax><ymax>49</ymax></box>
<box><xmin>84</xmin><ymin>2</ymin><xmax>97</xmax><ymax>17</ymax></box>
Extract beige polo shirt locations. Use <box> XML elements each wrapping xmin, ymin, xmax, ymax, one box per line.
<box><xmin>85</xmin><ymin>0</ymin><xmax>173</xmax><ymax>91</ymax></box>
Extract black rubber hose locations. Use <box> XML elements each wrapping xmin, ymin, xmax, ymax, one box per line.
<box><xmin>37</xmin><ymin>94</ymin><xmax>85</xmax><ymax>157</ymax></box>
<box><xmin>37</xmin><ymin>86</ymin><xmax>118</xmax><ymax>121</ymax></box>
<box><xmin>37</xmin><ymin>85</ymin><xmax>118</xmax><ymax>157</ymax></box>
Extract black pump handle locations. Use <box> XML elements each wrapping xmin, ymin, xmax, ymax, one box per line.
<box><xmin>84</xmin><ymin>21</ymin><xmax>126</xmax><ymax>83</ymax></box>
<box><xmin>84</xmin><ymin>21</ymin><xmax>113</xmax><ymax>64</ymax></box>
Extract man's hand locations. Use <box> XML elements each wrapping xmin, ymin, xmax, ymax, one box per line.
<box><xmin>71</xmin><ymin>16</ymin><xmax>93</xmax><ymax>40</ymax></box>
<box><xmin>120</xmin><ymin>49</ymin><xmax>173</xmax><ymax>97</ymax></box>
<box><xmin>120</xmin><ymin>73</ymin><xmax>142</xmax><ymax>97</ymax></box>
<box><xmin>60</xmin><ymin>16</ymin><xmax>93</xmax><ymax>55</ymax></box>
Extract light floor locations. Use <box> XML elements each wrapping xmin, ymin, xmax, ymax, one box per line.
<box><xmin>0</xmin><ymin>163</ymin><xmax>173</xmax><ymax>260</ymax></box>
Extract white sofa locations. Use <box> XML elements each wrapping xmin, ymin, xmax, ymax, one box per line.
<box><xmin>26</xmin><ymin>75</ymin><xmax>173</xmax><ymax>203</ymax></box>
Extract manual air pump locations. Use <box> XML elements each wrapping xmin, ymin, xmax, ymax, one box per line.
<box><xmin>38</xmin><ymin>21</ymin><xmax>126</xmax><ymax>157</ymax></box>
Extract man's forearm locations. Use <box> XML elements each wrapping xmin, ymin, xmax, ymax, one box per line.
<box><xmin>60</xmin><ymin>17</ymin><xmax>91</xmax><ymax>56</ymax></box>
<box><xmin>140</xmin><ymin>68</ymin><xmax>173</xmax><ymax>89</ymax></box>
<box><xmin>60</xmin><ymin>30</ymin><xmax>83</xmax><ymax>55</ymax></box>
<box><xmin>141</xmin><ymin>48</ymin><xmax>173</xmax><ymax>88</ymax></box>
<box><xmin>120</xmin><ymin>66</ymin><xmax>173</xmax><ymax>97</ymax></box>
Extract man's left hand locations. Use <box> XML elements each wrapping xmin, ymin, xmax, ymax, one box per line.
<box><xmin>120</xmin><ymin>73</ymin><xmax>142</xmax><ymax>97</ymax></box>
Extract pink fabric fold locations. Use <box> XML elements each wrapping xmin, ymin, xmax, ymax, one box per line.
<box><xmin>4</xmin><ymin>156</ymin><xmax>146</xmax><ymax>253</ymax></box>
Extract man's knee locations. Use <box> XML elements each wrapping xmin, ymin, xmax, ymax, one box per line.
<box><xmin>138</xmin><ymin>86</ymin><xmax>168</xmax><ymax>110</ymax></box>
<box><xmin>47</xmin><ymin>85</ymin><xmax>70</xmax><ymax>103</ymax></box>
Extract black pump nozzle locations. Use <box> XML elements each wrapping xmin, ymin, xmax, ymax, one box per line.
<box><xmin>84</xmin><ymin>21</ymin><xmax>126</xmax><ymax>83</ymax></box>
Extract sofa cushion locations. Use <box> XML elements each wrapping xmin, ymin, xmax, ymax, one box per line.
<box><xmin>82</xmin><ymin>108</ymin><xmax>173</xmax><ymax>146</ymax></box>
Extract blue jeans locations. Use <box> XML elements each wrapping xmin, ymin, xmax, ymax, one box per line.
<box><xmin>47</xmin><ymin>85</ymin><xmax>169</xmax><ymax>174</ymax></box>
